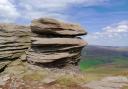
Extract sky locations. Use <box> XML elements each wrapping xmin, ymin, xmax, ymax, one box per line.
<box><xmin>0</xmin><ymin>0</ymin><xmax>128</xmax><ymax>46</ymax></box>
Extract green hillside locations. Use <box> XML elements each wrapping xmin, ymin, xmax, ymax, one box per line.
<box><xmin>79</xmin><ymin>46</ymin><xmax>128</xmax><ymax>73</ymax></box>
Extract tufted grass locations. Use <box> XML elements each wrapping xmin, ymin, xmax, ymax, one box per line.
<box><xmin>122</xmin><ymin>85</ymin><xmax>128</xmax><ymax>89</ymax></box>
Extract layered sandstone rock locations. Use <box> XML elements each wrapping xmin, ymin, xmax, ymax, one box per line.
<box><xmin>27</xmin><ymin>18</ymin><xmax>87</xmax><ymax>67</ymax></box>
<box><xmin>0</xmin><ymin>24</ymin><xmax>31</xmax><ymax>70</ymax></box>
<box><xmin>31</xmin><ymin>18</ymin><xmax>87</xmax><ymax>36</ymax></box>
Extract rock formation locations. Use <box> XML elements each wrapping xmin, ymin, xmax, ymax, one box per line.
<box><xmin>0</xmin><ymin>18</ymin><xmax>88</xmax><ymax>89</ymax></box>
<box><xmin>0</xmin><ymin>24</ymin><xmax>31</xmax><ymax>70</ymax></box>
<box><xmin>27</xmin><ymin>18</ymin><xmax>87</xmax><ymax>67</ymax></box>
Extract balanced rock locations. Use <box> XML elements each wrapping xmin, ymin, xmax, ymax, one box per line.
<box><xmin>31</xmin><ymin>18</ymin><xmax>87</xmax><ymax>36</ymax></box>
<box><xmin>27</xmin><ymin>18</ymin><xmax>87</xmax><ymax>67</ymax></box>
<box><xmin>0</xmin><ymin>24</ymin><xmax>31</xmax><ymax>70</ymax></box>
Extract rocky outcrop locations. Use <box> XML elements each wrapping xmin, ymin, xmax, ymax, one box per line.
<box><xmin>0</xmin><ymin>18</ymin><xmax>88</xmax><ymax>89</ymax></box>
<box><xmin>0</xmin><ymin>24</ymin><xmax>31</xmax><ymax>70</ymax></box>
<box><xmin>27</xmin><ymin>18</ymin><xmax>87</xmax><ymax>67</ymax></box>
<box><xmin>31</xmin><ymin>18</ymin><xmax>87</xmax><ymax>36</ymax></box>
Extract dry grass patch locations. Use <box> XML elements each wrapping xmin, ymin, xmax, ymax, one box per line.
<box><xmin>122</xmin><ymin>85</ymin><xmax>128</xmax><ymax>89</ymax></box>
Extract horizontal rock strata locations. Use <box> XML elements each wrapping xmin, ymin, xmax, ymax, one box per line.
<box><xmin>0</xmin><ymin>24</ymin><xmax>31</xmax><ymax>70</ymax></box>
<box><xmin>31</xmin><ymin>18</ymin><xmax>87</xmax><ymax>36</ymax></box>
<box><xmin>27</xmin><ymin>18</ymin><xmax>87</xmax><ymax>67</ymax></box>
<box><xmin>31</xmin><ymin>37</ymin><xmax>86</xmax><ymax>46</ymax></box>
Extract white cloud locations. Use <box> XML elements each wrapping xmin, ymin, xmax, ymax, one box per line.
<box><xmin>17</xmin><ymin>0</ymin><xmax>107</xmax><ymax>10</ymax></box>
<box><xmin>0</xmin><ymin>0</ymin><xmax>20</xmax><ymax>22</ymax></box>
<box><xmin>85</xmin><ymin>21</ymin><xmax>128</xmax><ymax>46</ymax></box>
<box><xmin>103</xmin><ymin>21</ymin><xmax>128</xmax><ymax>33</ymax></box>
<box><xmin>0</xmin><ymin>0</ymin><xmax>108</xmax><ymax>22</ymax></box>
<box><xmin>15</xmin><ymin>0</ymin><xmax>105</xmax><ymax>21</ymax></box>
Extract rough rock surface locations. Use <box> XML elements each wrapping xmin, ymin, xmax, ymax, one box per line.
<box><xmin>31</xmin><ymin>18</ymin><xmax>87</xmax><ymax>36</ymax></box>
<box><xmin>0</xmin><ymin>60</ymin><xmax>89</xmax><ymax>89</ymax></box>
<box><xmin>27</xmin><ymin>18</ymin><xmax>87</xmax><ymax>67</ymax></box>
<box><xmin>0</xmin><ymin>24</ymin><xmax>31</xmax><ymax>70</ymax></box>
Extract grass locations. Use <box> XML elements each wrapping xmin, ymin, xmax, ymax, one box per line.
<box><xmin>2</xmin><ymin>55</ymin><xmax>127</xmax><ymax>88</ymax></box>
<box><xmin>79</xmin><ymin>56</ymin><xmax>128</xmax><ymax>83</ymax></box>
<box><xmin>56</xmin><ymin>74</ymin><xmax>87</xmax><ymax>86</ymax></box>
<box><xmin>122</xmin><ymin>85</ymin><xmax>128</xmax><ymax>89</ymax></box>
<box><xmin>22</xmin><ymin>70</ymin><xmax>48</xmax><ymax>81</ymax></box>
<box><xmin>56</xmin><ymin>70</ymin><xmax>112</xmax><ymax>85</ymax></box>
<box><xmin>57</xmin><ymin>76</ymin><xmax>76</xmax><ymax>86</ymax></box>
<box><xmin>83</xmin><ymin>73</ymin><xmax>108</xmax><ymax>82</ymax></box>
<box><xmin>79</xmin><ymin>58</ymin><xmax>105</xmax><ymax>71</ymax></box>
<box><xmin>79</xmin><ymin>56</ymin><xmax>128</xmax><ymax>71</ymax></box>
<box><xmin>20</xmin><ymin>59</ymin><xmax>128</xmax><ymax>88</ymax></box>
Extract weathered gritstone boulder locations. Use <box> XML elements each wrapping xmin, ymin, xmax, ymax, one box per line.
<box><xmin>27</xmin><ymin>18</ymin><xmax>87</xmax><ymax>67</ymax></box>
<box><xmin>0</xmin><ymin>24</ymin><xmax>31</xmax><ymax>70</ymax></box>
<box><xmin>31</xmin><ymin>18</ymin><xmax>87</xmax><ymax>36</ymax></box>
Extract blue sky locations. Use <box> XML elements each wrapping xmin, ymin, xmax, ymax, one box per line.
<box><xmin>0</xmin><ymin>0</ymin><xmax>128</xmax><ymax>46</ymax></box>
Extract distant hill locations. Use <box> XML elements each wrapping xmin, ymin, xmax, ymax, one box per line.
<box><xmin>80</xmin><ymin>45</ymin><xmax>128</xmax><ymax>70</ymax></box>
<box><xmin>81</xmin><ymin>45</ymin><xmax>128</xmax><ymax>58</ymax></box>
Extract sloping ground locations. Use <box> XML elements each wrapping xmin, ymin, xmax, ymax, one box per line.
<box><xmin>81</xmin><ymin>45</ymin><xmax>128</xmax><ymax>58</ymax></box>
<box><xmin>0</xmin><ymin>77</ymin><xmax>89</xmax><ymax>89</ymax></box>
<box><xmin>82</xmin><ymin>76</ymin><xmax>128</xmax><ymax>89</ymax></box>
<box><xmin>80</xmin><ymin>45</ymin><xmax>128</xmax><ymax>71</ymax></box>
<box><xmin>0</xmin><ymin>60</ymin><xmax>90</xmax><ymax>89</ymax></box>
<box><xmin>0</xmin><ymin>50</ymin><xmax>127</xmax><ymax>89</ymax></box>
